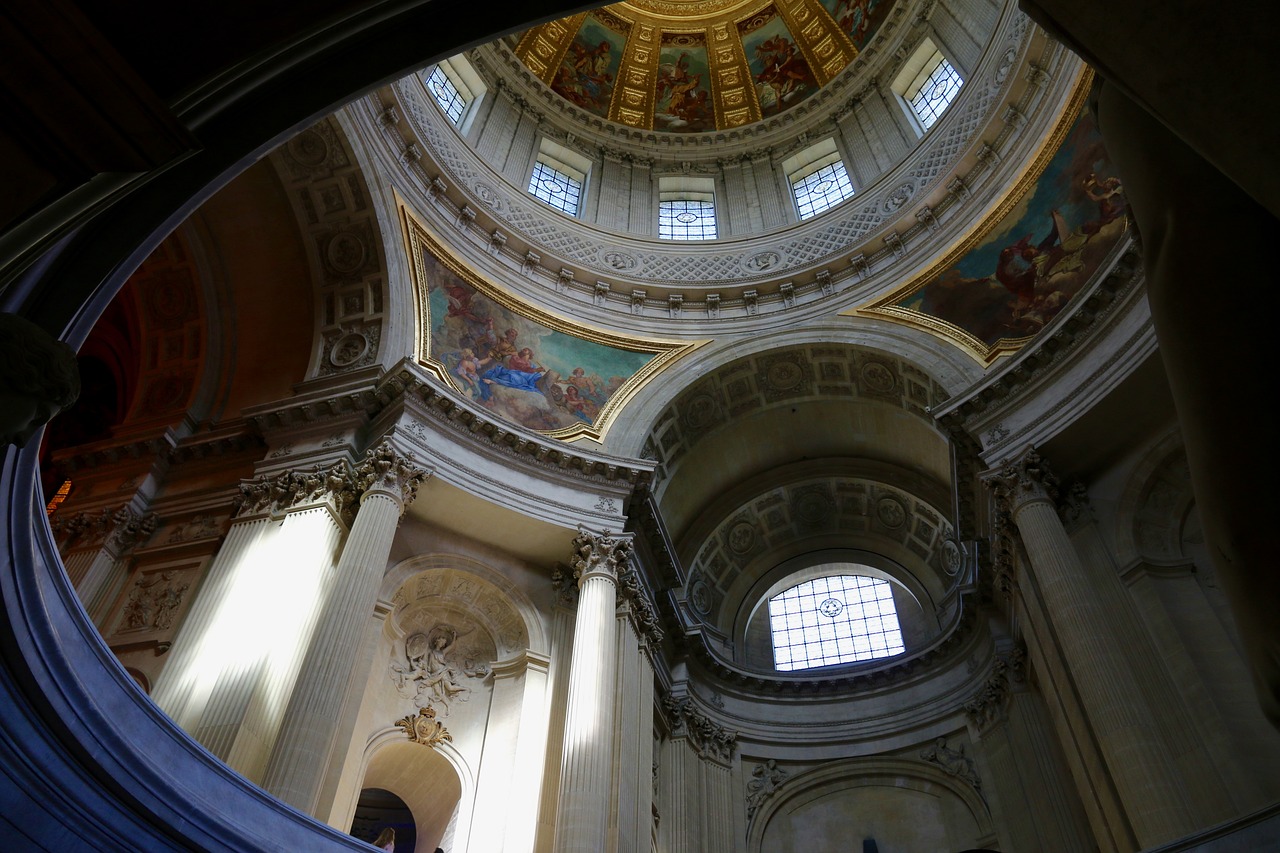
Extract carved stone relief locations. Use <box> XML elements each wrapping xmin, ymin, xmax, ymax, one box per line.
<box><xmin>745</xmin><ymin>759</ymin><xmax>788</xmax><ymax>821</ymax></box>
<box><xmin>390</xmin><ymin>624</ymin><xmax>491</xmax><ymax>715</ymax></box>
<box><xmin>114</xmin><ymin>569</ymin><xmax>192</xmax><ymax>636</ymax></box>
<box><xmin>919</xmin><ymin>737</ymin><xmax>982</xmax><ymax>793</ymax></box>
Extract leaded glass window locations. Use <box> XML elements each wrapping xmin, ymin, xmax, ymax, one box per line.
<box><xmin>906</xmin><ymin>53</ymin><xmax>963</xmax><ymax>131</ymax></box>
<box><xmin>527</xmin><ymin>160</ymin><xmax>583</xmax><ymax>216</ymax></box>
<box><xmin>769</xmin><ymin>575</ymin><xmax>905</xmax><ymax>671</ymax></box>
<box><xmin>791</xmin><ymin>159</ymin><xmax>857</xmax><ymax>220</ymax></box>
<box><xmin>658</xmin><ymin>198</ymin><xmax>717</xmax><ymax>240</ymax></box>
<box><xmin>426</xmin><ymin>66</ymin><xmax>467</xmax><ymax>125</ymax></box>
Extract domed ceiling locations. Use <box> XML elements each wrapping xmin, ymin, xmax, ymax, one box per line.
<box><xmin>512</xmin><ymin>0</ymin><xmax>895</xmax><ymax>132</ymax></box>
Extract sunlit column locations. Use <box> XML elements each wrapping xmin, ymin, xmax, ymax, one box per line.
<box><xmin>535</xmin><ymin>577</ymin><xmax>577</xmax><ymax>853</ymax></box>
<box><xmin>150</xmin><ymin>514</ymin><xmax>274</xmax><ymax>728</ymax></box>
<box><xmin>553</xmin><ymin>528</ymin><xmax>628</xmax><ymax>853</ymax></box>
<box><xmin>987</xmin><ymin>447</ymin><xmax>1194</xmax><ymax>846</ymax></box>
<box><xmin>191</xmin><ymin>504</ymin><xmax>344</xmax><ymax>781</ymax></box>
<box><xmin>262</xmin><ymin>441</ymin><xmax>428</xmax><ymax>815</ymax></box>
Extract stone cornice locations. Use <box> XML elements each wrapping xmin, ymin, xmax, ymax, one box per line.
<box><xmin>380</xmin><ymin>362</ymin><xmax>655</xmax><ymax>486</ymax></box>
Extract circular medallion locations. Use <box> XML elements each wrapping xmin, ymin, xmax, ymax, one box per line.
<box><xmin>288</xmin><ymin>129</ymin><xmax>329</xmax><ymax>167</ymax></box>
<box><xmin>745</xmin><ymin>251</ymin><xmax>781</xmax><ymax>273</ymax></box>
<box><xmin>861</xmin><ymin>361</ymin><xmax>896</xmax><ymax>393</ymax></box>
<box><xmin>326</xmin><ymin>232</ymin><xmax>367</xmax><ymax>275</ymax></box>
<box><xmin>602</xmin><ymin>250</ymin><xmax>638</xmax><ymax>271</ymax></box>
<box><xmin>941</xmin><ymin>539</ymin><xmax>963</xmax><ymax>576</ymax></box>
<box><xmin>877</xmin><ymin>496</ymin><xmax>906</xmax><ymax>529</ymax></box>
<box><xmin>684</xmin><ymin>393</ymin><xmax>719</xmax><ymax>429</ymax></box>
<box><xmin>819</xmin><ymin>598</ymin><xmax>844</xmax><ymax>618</ymax></box>
<box><xmin>766</xmin><ymin>361</ymin><xmax>803</xmax><ymax>390</ymax></box>
<box><xmin>794</xmin><ymin>492</ymin><xmax>832</xmax><ymax>524</ymax></box>
<box><xmin>690</xmin><ymin>579</ymin><xmax>711</xmax><ymax>615</ymax></box>
<box><xmin>329</xmin><ymin>332</ymin><xmax>370</xmax><ymax>367</ymax></box>
<box><xmin>728</xmin><ymin>521</ymin><xmax>755</xmax><ymax>554</ymax></box>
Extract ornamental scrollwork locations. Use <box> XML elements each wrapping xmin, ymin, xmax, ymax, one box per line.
<box><xmin>395</xmin><ymin>704</ymin><xmax>453</xmax><ymax>749</ymax></box>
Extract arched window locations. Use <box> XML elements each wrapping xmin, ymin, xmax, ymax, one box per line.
<box><xmin>768</xmin><ymin>574</ymin><xmax>905</xmax><ymax>671</ymax></box>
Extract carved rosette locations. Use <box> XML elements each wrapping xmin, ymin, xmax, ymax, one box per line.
<box><xmin>661</xmin><ymin>694</ymin><xmax>736</xmax><ymax>764</ymax></box>
<box><xmin>395</xmin><ymin>704</ymin><xmax>453</xmax><ymax>749</ymax></box>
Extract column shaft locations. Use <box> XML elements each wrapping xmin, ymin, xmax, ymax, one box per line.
<box><xmin>554</xmin><ymin>569</ymin><xmax>618</xmax><ymax>853</ymax></box>
<box><xmin>262</xmin><ymin>490</ymin><xmax>402</xmax><ymax>812</ymax></box>
<box><xmin>150</xmin><ymin>516</ymin><xmax>273</xmax><ymax>728</ymax></box>
<box><xmin>1014</xmin><ymin>496</ymin><xmax>1193</xmax><ymax>845</ymax></box>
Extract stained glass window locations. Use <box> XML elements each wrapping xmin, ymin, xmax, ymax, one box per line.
<box><xmin>769</xmin><ymin>575</ymin><xmax>905</xmax><ymax>671</ymax></box>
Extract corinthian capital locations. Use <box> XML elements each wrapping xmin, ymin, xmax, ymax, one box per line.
<box><xmin>984</xmin><ymin>447</ymin><xmax>1060</xmax><ymax>513</ymax></box>
<box><xmin>354</xmin><ymin>440</ymin><xmax>430</xmax><ymax>509</ymax></box>
<box><xmin>569</xmin><ymin>527</ymin><xmax>633</xmax><ymax>585</ymax></box>
<box><xmin>105</xmin><ymin>506</ymin><xmax>158</xmax><ymax>555</ymax></box>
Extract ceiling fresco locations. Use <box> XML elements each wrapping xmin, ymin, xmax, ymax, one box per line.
<box><xmin>859</xmin><ymin>76</ymin><xmax>1131</xmax><ymax>363</ymax></box>
<box><xmin>401</xmin><ymin>206</ymin><xmax>701</xmax><ymax>442</ymax></box>
<box><xmin>513</xmin><ymin>0</ymin><xmax>893</xmax><ymax>132</ymax></box>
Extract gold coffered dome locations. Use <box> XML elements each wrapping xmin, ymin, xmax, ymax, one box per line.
<box><xmin>513</xmin><ymin>0</ymin><xmax>896</xmax><ymax>132</ymax></box>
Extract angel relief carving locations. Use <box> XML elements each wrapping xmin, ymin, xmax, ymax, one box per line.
<box><xmin>391</xmin><ymin>624</ymin><xmax>490</xmax><ymax>714</ymax></box>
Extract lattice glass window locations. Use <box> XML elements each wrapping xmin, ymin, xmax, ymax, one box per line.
<box><xmin>527</xmin><ymin>160</ymin><xmax>583</xmax><ymax>216</ymax></box>
<box><xmin>905</xmin><ymin>52</ymin><xmax>963</xmax><ymax>131</ymax></box>
<box><xmin>769</xmin><ymin>575</ymin><xmax>905</xmax><ymax>671</ymax></box>
<box><xmin>426</xmin><ymin>65</ymin><xmax>467</xmax><ymax>124</ymax></box>
<box><xmin>658</xmin><ymin>198</ymin><xmax>718</xmax><ymax>240</ymax></box>
<box><xmin>791</xmin><ymin>159</ymin><xmax>857</xmax><ymax>220</ymax></box>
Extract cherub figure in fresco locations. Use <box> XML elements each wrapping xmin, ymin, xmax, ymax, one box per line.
<box><xmin>567</xmin><ymin>366</ymin><xmax>601</xmax><ymax>401</ymax></box>
<box><xmin>561</xmin><ymin>384</ymin><xmax>599</xmax><ymax>423</ymax></box>
<box><xmin>454</xmin><ymin>348</ymin><xmax>481</xmax><ymax>393</ymax></box>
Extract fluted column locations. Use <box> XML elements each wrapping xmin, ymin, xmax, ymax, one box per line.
<box><xmin>553</xmin><ymin>528</ymin><xmax>629</xmax><ymax>853</ymax></box>
<box><xmin>535</xmin><ymin>581</ymin><xmax>576</xmax><ymax>853</ymax></box>
<box><xmin>75</xmin><ymin>506</ymin><xmax>157</xmax><ymax>624</ymax></box>
<box><xmin>262</xmin><ymin>441</ymin><xmax>428</xmax><ymax>814</ymax></box>
<box><xmin>151</xmin><ymin>515</ymin><xmax>274</xmax><ymax>728</ymax></box>
<box><xmin>987</xmin><ymin>448</ymin><xmax>1194</xmax><ymax>846</ymax></box>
